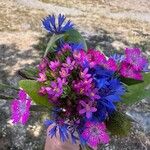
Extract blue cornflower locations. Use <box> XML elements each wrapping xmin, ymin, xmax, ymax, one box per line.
<box><xmin>110</xmin><ymin>53</ymin><xmax>125</xmax><ymax>63</ymax></box>
<box><xmin>89</xmin><ymin>66</ymin><xmax>125</xmax><ymax>122</ymax></box>
<box><xmin>90</xmin><ymin>66</ymin><xmax>114</xmax><ymax>88</ymax></box>
<box><xmin>44</xmin><ymin>119</ymin><xmax>69</xmax><ymax>142</ymax></box>
<box><xmin>42</xmin><ymin>14</ymin><xmax>74</xmax><ymax>34</ymax></box>
<box><xmin>98</xmin><ymin>78</ymin><xmax>125</xmax><ymax>112</ymax></box>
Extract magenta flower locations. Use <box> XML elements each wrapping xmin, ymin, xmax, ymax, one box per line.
<box><xmin>11</xmin><ymin>90</ymin><xmax>31</xmax><ymax>124</ymax></box>
<box><xmin>62</xmin><ymin>43</ymin><xmax>72</xmax><ymax>52</ymax></box>
<box><xmin>39</xmin><ymin>86</ymin><xmax>47</xmax><ymax>96</ymax></box>
<box><xmin>120</xmin><ymin>61</ymin><xmax>142</xmax><ymax>80</ymax></box>
<box><xmin>79</xmin><ymin>100</ymin><xmax>97</xmax><ymax>118</ymax></box>
<box><xmin>73</xmin><ymin>50</ymin><xmax>87</xmax><ymax>65</ymax></box>
<box><xmin>46</xmin><ymin>78</ymin><xmax>63</xmax><ymax>101</ymax></box>
<box><xmin>49</xmin><ymin>60</ymin><xmax>60</xmax><ymax>71</ymax></box>
<box><xmin>59</xmin><ymin>67</ymin><xmax>70</xmax><ymax>78</ymax></box>
<box><xmin>125</xmin><ymin>48</ymin><xmax>148</xmax><ymax>71</ymax></box>
<box><xmin>38</xmin><ymin>58</ymin><xmax>48</xmax><ymax>72</ymax></box>
<box><xmin>73</xmin><ymin>78</ymin><xmax>93</xmax><ymax>94</ymax></box>
<box><xmin>82</xmin><ymin>121</ymin><xmax>110</xmax><ymax>149</ymax></box>
<box><xmin>87</xmin><ymin>49</ymin><xmax>106</xmax><ymax>68</ymax></box>
<box><xmin>104</xmin><ymin>58</ymin><xmax>118</xmax><ymax>71</ymax></box>
<box><xmin>86</xmin><ymin>88</ymin><xmax>100</xmax><ymax>100</ymax></box>
<box><xmin>80</xmin><ymin>68</ymin><xmax>91</xmax><ymax>79</ymax></box>
<box><xmin>37</xmin><ymin>72</ymin><xmax>47</xmax><ymax>82</ymax></box>
<box><xmin>62</xmin><ymin>57</ymin><xmax>75</xmax><ymax>70</ymax></box>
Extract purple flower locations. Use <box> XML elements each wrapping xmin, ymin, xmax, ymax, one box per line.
<box><xmin>73</xmin><ymin>78</ymin><xmax>93</xmax><ymax>94</ymax></box>
<box><xmin>39</xmin><ymin>87</ymin><xmax>47</xmax><ymax>96</ymax></box>
<box><xmin>120</xmin><ymin>61</ymin><xmax>142</xmax><ymax>80</ymax></box>
<box><xmin>87</xmin><ymin>49</ymin><xmax>106</xmax><ymax>68</ymax></box>
<box><xmin>104</xmin><ymin>58</ymin><xmax>118</xmax><ymax>71</ymax></box>
<box><xmin>125</xmin><ymin>48</ymin><xmax>148</xmax><ymax>71</ymax></box>
<box><xmin>37</xmin><ymin>72</ymin><xmax>47</xmax><ymax>82</ymax></box>
<box><xmin>86</xmin><ymin>88</ymin><xmax>100</xmax><ymax>100</ymax></box>
<box><xmin>73</xmin><ymin>50</ymin><xmax>88</xmax><ymax>66</ymax></box>
<box><xmin>38</xmin><ymin>58</ymin><xmax>48</xmax><ymax>72</ymax></box>
<box><xmin>80</xmin><ymin>68</ymin><xmax>91</xmax><ymax>79</ymax></box>
<box><xmin>62</xmin><ymin>44</ymin><xmax>72</xmax><ymax>52</ymax></box>
<box><xmin>49</xmin><ymin>60</ymin><xmax>60</xmax><ymax>71</ymax></box>
<box><xmin>81</xmin><ymin>121</ymin><xmax>110</xmax><ymax>149</ymax></box>
<box><xmin>11</xmin><ymin>90</ymin><xmax>31</xmax><ymax>124</ymax></box>
<box><xmin>62</xmin><ymin>57</ymin><xmax>75</xmax><ymax>70</ymax></box>
<box><xmin>46</xmin><ymin>78</ymin><xmax>63</xmax><ymax>101</ymax></box>
<box><xmin>79</xmin><ymin>100</ymin><xmax>97</xmax><ymax>118</ymax></box>
<box><xmin>59</xmin><ymin>67</ymin><xmax>70</xmax><ymax>78</ymax></box>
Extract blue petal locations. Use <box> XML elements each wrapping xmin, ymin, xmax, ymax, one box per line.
<box><xmin>101</xmin><ymin>99</ymin><xmax>116</xmax><ymax>110</ymax></box>
<box><xmin>49</xmin><ymin>126</ymin><xmax>57</xmax><ymax>138</ymax></box>
<box><xmin>71</xmin><ymin>133</ymin><xmax>78</xmax><ymax>144</ymax></box>
<box><xmin>105</xmin><ymin>95</ymin><xmax>120</xmax><ymax>102</ymax></box>
<box><xmin>42</xmin><ymin>14</ymin><xmax>74</xmax><ymax>34</ymax></box>
<box><xmin>44</xmin><ymin>119</ymin><xmax>54</xmax><ymax>127</ymax></box>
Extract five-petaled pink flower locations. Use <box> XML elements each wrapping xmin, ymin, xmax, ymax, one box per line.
<box><xmin>79</xmin><ymin>100</ymin><xmax>97</xmax><ymax>118</ymax></box>
<box><xmin>49</xmin><ymin>60</ymin><xmax>60</xmax><ymax>71</ymax></box>
<box><xmin>37</xmin><ymin>72</ymin><xmax>47</xmax><ymax>82</ymax></box>
<box><xmin>62</xmin><ymin>57</ymin><xmax>75</xmax><ymax>70</ymax></box>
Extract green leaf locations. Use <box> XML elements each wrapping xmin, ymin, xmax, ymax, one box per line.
<box><xmin>44</xmin><ymin>34</ymin><xmax>64</xmax><ymax>57</ymax></box>
<box><xmin>65</xmin><ymin>29</ymin><xmax>87</xmax><ymax>51</ymax></box>
<box><xmin>122</xmin><ymin>73</ymin><xmax>150</xmax><ymax>105</ymax></box>
<box><xmin>19</xmin><ymin>80</ymin><xmax>52</xmax><ymax>108</ymax></box>
<box><xmin>106</xmin><ymin>111</ymin><xmax>131</xmax><ymax>136</ymax></box>
<box><xmin>120</xmin><ymin>76</ymin><xmax>143</xmax><ymax>85</ymax></box>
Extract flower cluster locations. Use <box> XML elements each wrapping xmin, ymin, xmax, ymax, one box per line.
<box><xmin>119</xmin><ymin>48</ymin><xmax>148</xmax><ymax>80</ymax></box>
<box><xmin>35</xmin><ymin>45</ymin><xmax>129</xmax><ymax>149</ymax></box>
<box><xmin>10</xmin><ymin>14</ymin><xmax>149</xmax><ymax>149</ymax></box>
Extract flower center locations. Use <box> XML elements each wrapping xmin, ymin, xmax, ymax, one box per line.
<box><xmin>19</xmin><ymin>101</ymin><xmax>26</xmax><ymax>115</ymax></box>
<box><xmin>86</xmin><ymin>104</ymin><xmax>90</xmax><ymax>111</ymax></box>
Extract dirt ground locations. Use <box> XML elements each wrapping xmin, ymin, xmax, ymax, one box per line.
<box><xmin>0</xmin><ymin>0</ymin><xmax>150</xmax><ymax>150</ymax></box>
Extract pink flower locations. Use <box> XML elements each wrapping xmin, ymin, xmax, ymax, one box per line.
<box><xmin>80</xmin><ymin>68</ymin><xmax>91</xmax><ymax>79</ymax></box>
<box><xmin>73</xmin><ymin>50</ymin><xmax>87</xmax><ymax>65</ymax></box>
<box><xmin>125</xmin><ymin>48</ymin><xmax>148</xmax><ymax>71</ymax></box>
<box><xmin>49</xmin><ymin>60</ymin><xmax>60</xmax><ymax>71</ymax></box>
<box><xmin>37</xmin><ymin>72</ymin><xmax>47</xmax><ymax>82</ymax></box>
<box><xmin>120</xmin><ymin>61</ymin><xmax>142</xmax><ymax>80</ymax></box>
<box><xmin>38</xmin><ymin>58</ymin><xmax>48</xmax><ymax>72</ymax></box>
<box><xmin>73</xmin><ymin>78</ymin><xmax>93</xmax><ymax>94</ymax></box>
<box><xmin>79</xmin><ymin>100</ymin><xmax>97</xmax><ymax>118</ymax></box>
<box><xmin>104</xmin><ymin>58</ymin><xmax>118</xmax><ymax>71</ymax></box>
<box><xmin>59</xmin><ymin>67</ymin><xmax>70</xmax><ymax>78</ymax></box>
<box><xmin>11</xmin><ymin>90</ymin><xmax>31</xmax><ymax>124</ymax></box>
<box><xmin>39</xmin><ymin>86</ymin><xmax>47</xmax><ymax>95</ymax></box>
<box><xmin>86</xmin><ymin>88</ymin><xmax>100</xmax><ymax>100</ymax></box>
<box><xmin>62</xmin><ymin>57</ymin><xmax>75</xmax><ymax>70</ymax></box>
<box><xmin>82</xmin><ymin>121</ymin><xmax>110</xmax><ymax>149</ymax></box>
<box><xmin>87</xmin><ymin>49</ymin><xmax>106</xmax><ymax>68</ymax></box>
<box><xmin>62</xmin><ymin>43</ymin><xmax>72</xmax><ymax>52</ymax></box>
<box><xmin>46</xmin><ymin>78</ymin><xmax>63</xmax><ymax>101</ymax></box>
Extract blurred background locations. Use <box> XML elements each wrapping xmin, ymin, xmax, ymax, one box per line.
<box><xmin>0</xmin><ymin>0</ymin><xmax>150</xmax><ymax>150</ymax></box>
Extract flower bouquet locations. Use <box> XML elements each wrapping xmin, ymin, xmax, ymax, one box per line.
<box><xmin>1</xmin><ymin>14</ymin><xmax>150</xmax><ymax>150</ymax></box>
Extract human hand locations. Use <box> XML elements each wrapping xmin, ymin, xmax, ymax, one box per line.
<box><xmin>44</xmin><ymin>126</ymin><xmax>80</xmax><ymax>150</ymax></box>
